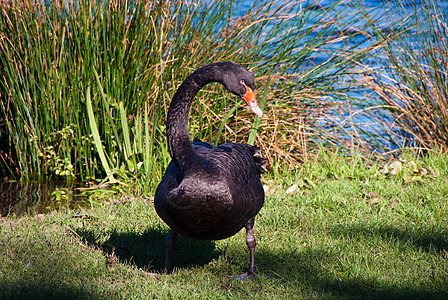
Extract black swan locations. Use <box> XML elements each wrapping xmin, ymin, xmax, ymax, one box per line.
<box><xmin>154</xmin><ymin>62</ymin><xmax>266</xmax><ymax>278</ymax></box>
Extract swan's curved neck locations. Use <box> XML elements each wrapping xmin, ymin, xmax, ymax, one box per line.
<box><xmin>166</xmin><ymin>65</ymin><xmax>221</xmax><ymax>170</ymax></box>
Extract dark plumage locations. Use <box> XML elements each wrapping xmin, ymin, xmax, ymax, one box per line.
<box><xmin>154</xmin><ymin>62</ymin><xmax>266</xmax><ymax>278</ymax></box>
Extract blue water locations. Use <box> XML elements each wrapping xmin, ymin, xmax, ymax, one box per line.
<box><xmin>235</xmin><ymin>0</ymin><xmax>448</xmax><ymax>152</ymax></box>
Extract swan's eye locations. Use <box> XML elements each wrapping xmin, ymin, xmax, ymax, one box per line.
<box><xmin>240</xmin><ymin>80</ymin><xmax>245</xmax><ymax>85</ymax></box>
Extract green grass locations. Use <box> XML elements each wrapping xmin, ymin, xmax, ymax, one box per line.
<box><xmin>2</xmin><ymin>152</ymin><xmax>447</xmax><ymax>299</ymax></box>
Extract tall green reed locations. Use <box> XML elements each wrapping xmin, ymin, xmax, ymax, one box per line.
<box><xmin>0</xmin><ymin>0</ymin><xmax>379</xmax><ymax>186</ymax></box>
<box><xmin>0</xmin><ymin>0</ymin><xmax>172</xmax><ymax>181</ymax></box>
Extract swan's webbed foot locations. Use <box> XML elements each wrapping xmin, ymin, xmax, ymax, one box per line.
<box><xmin>227</xmin><ymin>269</ymin><xmax>256</xmax><ymax>280</ymax></box>
<box><xmin>164</xmin><ymin>229</ymin><xmax>178</xmax><ymax>274</ymax></box>
<box><xmin>145</xmin><ymin>272</ymin><xmax>159</xmax><ymax>277</ymax></box>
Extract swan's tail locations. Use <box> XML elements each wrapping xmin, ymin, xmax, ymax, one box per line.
<box><xmin>251</xmin><ymin>146</ymin><xmax>267</xmax><ymax>175</ymax></box>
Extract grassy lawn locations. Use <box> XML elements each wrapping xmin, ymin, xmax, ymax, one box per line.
<box><xmin>1</xmin><ymin>153</ymin><xmax>447</xmax><ymax>299</ymax></box>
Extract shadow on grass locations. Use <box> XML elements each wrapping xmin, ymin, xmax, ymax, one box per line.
<box><xmin>326</xmin><ymin>223</ymin><xmax>448</xmax><ymax>253</ymax></box>
<box><xmin>255</xmin><ymin>247</ymin><xmax>448</xmax><ymax>299</ymax></box>
<box><xmin>74</xmin><ymin>227</ymin><xmax>220</xmax><ymax>273</ymax></box>
<box><xmin>0</xmin><ymin>280</ymin><xmax>111</xmax><ymax>300</ymax></box>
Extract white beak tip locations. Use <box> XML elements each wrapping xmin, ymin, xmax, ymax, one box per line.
<box><xmin>251</xmin><ymin>106</ymin><xmax>263</xmax><ymax>118</ymax></box>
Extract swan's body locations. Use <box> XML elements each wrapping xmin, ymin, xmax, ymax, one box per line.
<box><xmin>154</xmin><ymin>62</ymin><xmax>266</xmax><ymax>277</ymax></box>
<box><xmin>155</xmin><ymin>141</ymin><xmax>265</xmax><ymax>240</ymax></box>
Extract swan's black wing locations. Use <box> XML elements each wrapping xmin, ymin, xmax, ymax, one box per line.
<box><xmin>193</xmin><ymin>138</ymin><xmax>266</xmax><ymax>176</ymax></box>
<box><xmin>192</xmin><ymin>137</ymin><xmax>214</xmax><ymax>149</ymax></box>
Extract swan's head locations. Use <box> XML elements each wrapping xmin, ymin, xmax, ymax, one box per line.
<box><xmin>240</xmin><ymin>79</ymin><xmax>263</xmax><ymax>118</ymax></box>
<box><xmin>218</xmin><ymin>62</ymin><xmax>263</xmax><ymax>118</ymax></box>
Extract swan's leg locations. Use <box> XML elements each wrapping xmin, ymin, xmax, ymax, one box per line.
<box><xmin>165</xmin><ymin>229</ymin><xmax>178</xmax><ymax>274</ymax></box>
<box><xmin>244</xmin><ymin>218</ymin><xmax>257</xmax><ymax>277</ymax></box>
<box><xmin>227</xmin><ymin>218</ymin><xmax>257</xmax><ymax>279</ymax></box>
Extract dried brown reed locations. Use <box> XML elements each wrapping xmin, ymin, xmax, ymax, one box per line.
<box><xmin>358</xmin><ymin>2</ymin><xmax>448</xmax><ymax>154</ymax></box>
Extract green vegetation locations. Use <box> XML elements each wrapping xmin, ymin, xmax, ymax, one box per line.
<box><xmin>2</xmin><ymin>0</ymin><xmax>445</xmax><ymax>181</ymax></box>
<box><xmin>1</xmin><ymin>151</ymin><xmax>447</xmax><ymax>299</ymax></box>
<box><xmin>0</xmin><ymin>0</ymin><xmax>378</xmax><ymax>182</ymax></box>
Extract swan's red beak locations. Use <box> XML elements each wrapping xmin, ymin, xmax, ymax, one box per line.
<box><xmin>242</xmin><ymin>85</ymin><xmax>263</xmax><ymax>118</ymax></box>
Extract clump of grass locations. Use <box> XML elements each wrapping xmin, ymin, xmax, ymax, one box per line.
<box><xmin>0</xmin><ymin>0</ymin><xmax>380</xmax><ymax>184</ymax></box>
<box><xmin>361</xmin><ymin>1</ymin><xmax>448</xmax><ymax>152</ymax></box>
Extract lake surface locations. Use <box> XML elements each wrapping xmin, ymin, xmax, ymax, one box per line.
<box><xmin>0</xmin><ymin>178</ymin><xmax>91</xmax><ymax>217</ymax></box>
